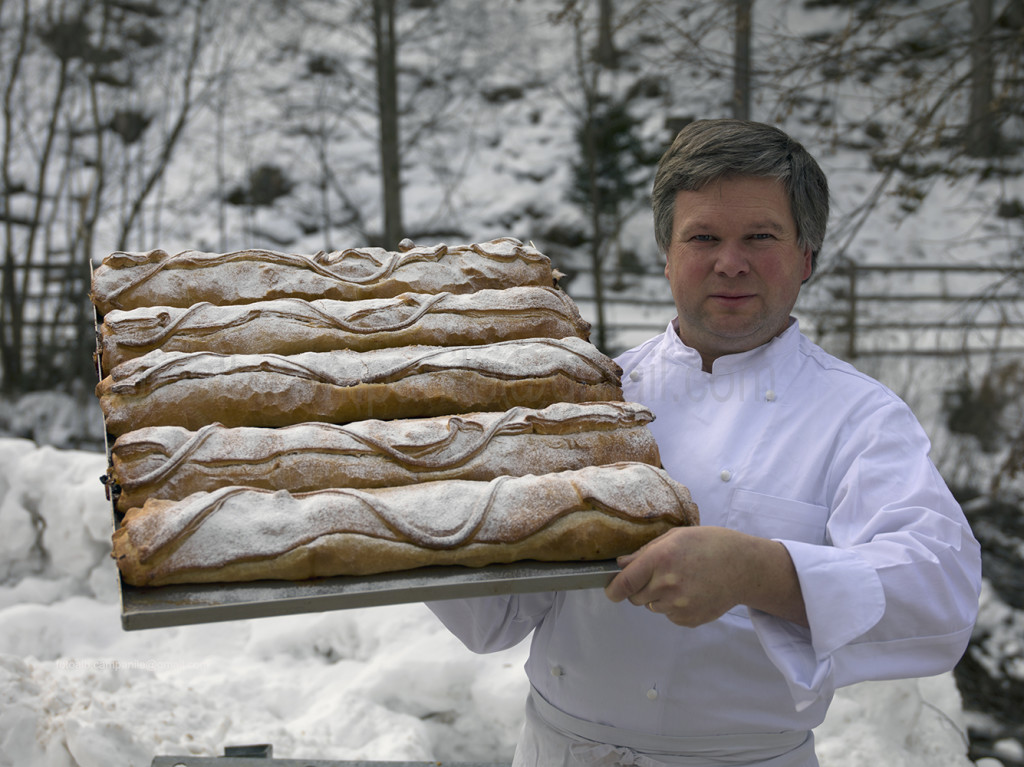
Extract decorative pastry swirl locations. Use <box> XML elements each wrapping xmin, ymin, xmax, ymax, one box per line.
<box><xmin>129</xmin><ymin>463</ymin><xmax>688</xmax><ymax>555</ymax></box>
<box><xmin>108</xmin><ymin>402</ymin><xmax>660</xmax><ymax>510</ymax></box>
<box><xmin>96</xmin><ymin>337</ymin><xmax>625</xmax><ymax>434</ymax></box>
<box><xmin>108</xmin><ymin>295</ymin><xmax>450</xmax><ymax>345</ymax></box>
<box><xmin>120</xmin><ymin>402</ymin><xmax>651</xmax><ymax>484</ymax></box>
<box><xmin>97</xmin><ymin>287</ymin><xmax>590</xmax><ymax>372</ymax></box>
<box><xmin>90</xmin><ymin>237</ymin><xmax>556</xmax><ymax>313</ymax></box>
<box><xmin>112</xmin><ymin>462</ymin><xmax>699</xmax><ymax>585</ymax></box>
<box><xmin>101</xmin><ymin>337</ymin><xmax>620</xmax><ymax>395</ymax></box>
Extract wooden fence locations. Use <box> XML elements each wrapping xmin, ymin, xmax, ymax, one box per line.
<box><xmin>3</xmin><ymin>259</ymin><xmax>1021</xmax><ymax>393</ymax></box>
<box><xmin>3</xmin><ymin>257</ymin><xmax>94</xmax><ymax>391</ymax></box>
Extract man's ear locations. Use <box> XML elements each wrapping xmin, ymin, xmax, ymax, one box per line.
<box><xmin>801</xmin><ymin>247</ymin><xmax>814</xmax><ymax>283</ymax></box>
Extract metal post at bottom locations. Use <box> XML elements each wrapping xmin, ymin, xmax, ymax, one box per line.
<box><xmin>151</xmin><ymin>744</ymin><xmax>510</xmax><ymax>767</ymax></box>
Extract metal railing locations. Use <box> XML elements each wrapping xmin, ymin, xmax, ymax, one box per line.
<box><xmin>566</xmin><ymin>261</ymin><xmax>1024</xmax><ymax>361</ymax></box>
<box><xmin>805</xmin><ymin>261</ymin><xmax>1024</xmax><ymax>359</ymax></box>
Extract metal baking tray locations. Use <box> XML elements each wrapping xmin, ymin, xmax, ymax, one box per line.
<box><xmin>119</xmin><ymin>560</ymin><xmax>621</xmax><ymax>630</ymax></box>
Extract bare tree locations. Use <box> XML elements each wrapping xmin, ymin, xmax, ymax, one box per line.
<box><xmin>115</xmin><ymin>2</ymin><xmax>211</xmax><ymax>250</ymax></box>
<box><xmin>0</xmin><ymin>0</ymin><xmax>221</xmax><ymax>393</ymax></box>
<box><xmin>253</xmin><ymin>0</ymin><xmax>504</xmax><ymax>250</ymax></box>
<box><xmin>557</xmin><ymin>1</ymin><xmax>661</xmax><ymax>351</ymax></box>
<box><xmin>967</xmin><ymin>0</ymin><xmax>998</xmax><ymax>156</ymax></box>
<box><xmin>373</xmin><ymin>0</ymin><xmax>404</xmax><ymax>248</ymax></box>
<box><xmin>2</xmin><ymin>0</ymin><xmax>82</xmax><ymax>392</ymax></box>
<box><xmin>0</xmin><ymin>0</ymin><xmax>33</xmax><ymax>392</ymax></box>
<box><xmin>596</xmin><ymin>0</ymin><xmax>619</xmax><ymax>68</ymax></box>
<box><xmin>733</xmin><ymin>0</ymin><xmax>753</xmax><ymax>120</ymax></box>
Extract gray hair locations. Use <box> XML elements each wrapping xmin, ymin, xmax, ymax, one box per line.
<box><xmin>652</xmin><ymin>119</ymin><xmax>829</xmax><ymax>272</ymax></box>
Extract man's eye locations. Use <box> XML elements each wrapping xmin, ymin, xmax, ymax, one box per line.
<box><xmin>692</xmin><ymin>234</ymin><xmax>715</xmax><ymax>242</ymax></box>
<box><xmin>751</xmin><ymin>233</ymin><xmax>775</xmax><ymax>241</ymax></box>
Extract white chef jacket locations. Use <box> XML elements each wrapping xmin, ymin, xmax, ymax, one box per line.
<box><xmin>427</xmin><ymin>319</ymin><xmax>981</xmax><ymax>742</ymax></box>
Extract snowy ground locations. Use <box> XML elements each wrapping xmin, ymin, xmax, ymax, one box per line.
<box><xmin>0</xmin><ymin>429</ymin><xmax>1016</xmax><ymax>767</ymax></box>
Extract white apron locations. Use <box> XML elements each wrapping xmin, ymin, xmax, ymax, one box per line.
<box><xmin>512</xmin><ymin>687</ymin><xmax>818</xmax><ymax>767</ymax></box>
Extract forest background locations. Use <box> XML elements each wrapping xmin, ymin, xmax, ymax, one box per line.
<box><xmin>1</xmin><ymin>0</ymin><xmax>1022</xmax><ymax>493</ymax></box>
<box><xmin>0</xmin><ymin>0</ymin><xmax>1023</xmax><ymax>759</ymax></box>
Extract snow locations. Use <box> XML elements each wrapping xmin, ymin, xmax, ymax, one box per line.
<box><xmin>0</xmin><ymin>437</ymin><xmax>986</xmax><ymax>766</ymax></box>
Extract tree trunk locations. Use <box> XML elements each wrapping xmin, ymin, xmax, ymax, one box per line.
<box><xmin>584</xmin><ymin>106</ymin><xmax>608</xmax><ymax>352</ymax></box>
<box><xmin>596</xmin><ymin>0</ymin><xmax>618</xmax><ymax>69</ymax></box>
<box><xmin>3</xmin><ymin>13</ymin><xmax>70</xmax><ymax>393</ymax></box>
<box><xmin>116</xmin><ymin>1</ymin><xmax>207</xmax><ymax>250</ymax></box>
<box><xmin>967</xmin><ymin>0</ymin><xmax>997</xmax><ymax>156</ymax></box>
<box><xmin>0</xmin><ymin>0</ymin><xmax>32</xmax><ymax>393</ymax></box>
<box><xmin>733</xmin><ymin>0</ymin><xmax>753</xmax><ymax>121</ymax></box>
<box><xmin>374</xmin><ymin>0</ymin><xmax>404</xmax><ymax>247</ymax></box>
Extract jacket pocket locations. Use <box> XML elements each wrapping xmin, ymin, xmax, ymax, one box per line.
<box><xmin>726</xmin><ymin>488</ymin><xmax>829</xmax><ymax>546</ymax></box>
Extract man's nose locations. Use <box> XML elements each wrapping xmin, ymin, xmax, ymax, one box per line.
<box><xmin>713</xmin><ymin>242</ymin><xmax>750</xmax><ymax>277</ymax></box>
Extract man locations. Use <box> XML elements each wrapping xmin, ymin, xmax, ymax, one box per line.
<box><xmin>427</xmin><ymin>119</ymin><xmax>982</xmax><ymax>766</ymax></box>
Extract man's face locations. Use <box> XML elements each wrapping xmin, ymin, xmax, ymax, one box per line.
<box><xmin>664</xmin><ymin>176</ymin><xmax>812</xmax><ymax>371</ymax></box>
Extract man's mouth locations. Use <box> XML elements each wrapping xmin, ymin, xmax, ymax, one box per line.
<box><xmin>711</xmin><ymin>293</ymin><xmax>754</xmax><ymax>303</ymax></box>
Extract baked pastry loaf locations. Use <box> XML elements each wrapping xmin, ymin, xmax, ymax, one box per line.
<box><xmin>90</xmin><ymin>237</ymin><xmax>556</xmax><ymax>314</ymax></box>
<box><xmin>108</xmin><ymin>401</ymin><xmax>659</xmax><ymax>512</ymax></box>
<box><xmin>111</xmin><ymin>462</ymin><xmax>699</xmax><ymax>586</ymax></box>
<box><xmin>96</xmin><ymin>337</ymin><xmax>623</xmax><ymax>435</ymax></box>
<box><xmin>97</xmin><ymin>287</ymin><xmax>589</xmax><ymax>374</ymax></box>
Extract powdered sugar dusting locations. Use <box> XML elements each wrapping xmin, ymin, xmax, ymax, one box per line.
<box><xmin>98</xmin><ymin>287</ymin><xmax>590</xmax><ymax>372</ymax></box>
<box><xmin>91</xmin><ymin>238</ymin><xmax>555</xmax><ymax>312</ymax></box>
<box><xmin>110</xmin><ymin>402</ymin><xmax>661</xmax><ymax>510</ymax></box>
<box><xmin>103</xmin><ymin>337</ymin><xmax>621</xmax><ymax>395</ymax></box>
<box><xmin>125</xmin><ymin>463</ymin><xmax>695</xmax><ymax>578</ymax></box>
<box><xmin>116</xmin><ymin>401</ymin><xmax>654</xmax><ymax>482</ymax></box>
<box><xmin>96</xmin><ymin>238</ymin><xmax>672</xmax><ymax>588</ymax></box>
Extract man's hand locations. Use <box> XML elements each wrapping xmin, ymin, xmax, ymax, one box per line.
<box><xmin>604</xmin><ymin>526</ymin><xmax>809</xmax><ymax>628</ymax></box>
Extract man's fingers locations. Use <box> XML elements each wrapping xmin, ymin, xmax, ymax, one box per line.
<box><xmin>604</xmin><ymin>556</ymin><xmax>653</xmax><ymax>603</ymax></box>
<box><xmin>616</xmin><ymin>551</ymin><xmax>639</xmax><ymax>567</ymax></box>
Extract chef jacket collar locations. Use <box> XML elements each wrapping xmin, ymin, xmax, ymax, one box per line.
<box><xmin>663</xmin><ymin>316</ymin><xmax>801</xmax><ymax>376</ymax></box>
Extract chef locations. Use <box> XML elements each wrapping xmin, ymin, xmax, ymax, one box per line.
<box><xmin>427</xmin><ymin>118</ymin><xmax>982</xmax><ymax>767</ymax></box>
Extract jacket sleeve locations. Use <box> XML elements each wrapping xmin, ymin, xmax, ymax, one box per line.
<box><xmin>426</xmin><ymin>592</ymin><xmax>556</xmax><ymax>654</ymax></box>
<box><xmin>749</xmin><ymin>402</ymin><xmax>982</xmax><ymax>711</ymax></box>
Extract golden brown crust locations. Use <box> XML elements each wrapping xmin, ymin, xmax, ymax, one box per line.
<box><xmin>95</xmin><ymin>236</ymin><xmax>697</xmax><ymax>590</ymax></box>
<box><xmin>96</xmin><ymin>338</ymin><xmax>624</xmax><ymax>435</ymax></box>
<box><xmin>97</xmin><ymin>287</ymin><xmax>590</xmax><ymax>374</ymax></box>
<box><xmin>111</xmin><ymin>463</ymin><xmax>699</xmax><ymax>586</ymax></box>
<box><xmin>90</xmin><ymin>237</ymin><xmax>556</xmax><ymax>314</ymax></box>
<box><xmin>108</xmin><ymin>402</ymin><xmax>660</xmax><ymax>512</ymax></box>
<box><xmin>116</xmin><ymin>516</ymin><xmax>666</xmax><ymax>585</ymax></box>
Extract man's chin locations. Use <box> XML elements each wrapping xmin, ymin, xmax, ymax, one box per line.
<box><xmin>701</xmin><ymin>324</ymin><xmax>777</xmax><ymax>356</ymax></box>
<box><xmin>705</xmin><ymin>313</ymin><xmax>791</xmax><ymax>345</ymax></box>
